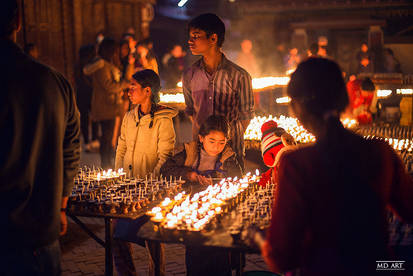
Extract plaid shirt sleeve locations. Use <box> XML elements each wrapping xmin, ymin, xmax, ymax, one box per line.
<box><xmin>183</xmin><ymin>69</ymin><xmax>194</xmax><ymax>117</ymax></box>
<box><xmin>238</xmin><ymin>71</ymin><xmax>255</xmax><ymax>121</ymax></box>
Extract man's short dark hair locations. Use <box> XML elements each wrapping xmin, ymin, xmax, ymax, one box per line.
<box><xmin>361</xmin><ymin>78</ymin><xmax>375</xmax><ymax>91</ymax></box>
<box><xmin>0</xmin><ymin>0</ymin><xmax>18</xmax><ymax>37</ymax></box>
<box><xmin>188</xmin><ymin>13</ymin><xmax>225</xmax><ymax>48</ymax></box>
<box><xmin>132</xmin><ymin>69</ymin><xmax>161</xmax><ymax>104</ymax></box>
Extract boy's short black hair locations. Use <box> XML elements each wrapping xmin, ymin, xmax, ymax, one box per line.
<box><xmin>188</xmin><ymin>13</ymin><xmax>225</xmax><ymax>48</ymax></box>
<box><xmin>0</xmin><ymin>0</ymin><xmax>18</xmax><ymax>37</ymax></box>
<box><xmin>132</xmin><ymin>69</ymin><xmax>161</xmax><ymax>103</ymax></box>
<box><xmin>361</xmin><ymin>77</ymin><xmax>375</xmax><ymax>91</ymax></box>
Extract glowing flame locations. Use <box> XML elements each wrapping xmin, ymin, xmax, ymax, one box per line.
<box><xmin>377</xmin><ymin>90</ymin><xmax>392</xmax><ymax>98</ymax></box>
<box><xmin>252</xmin><ymin>76</ymin><xmax>290</xmax><ymax>90</ymax></box>
<box><xmin>244</xmin><ymin>115</ymin><xmax>358</xmax><ymax>143</ymax></box>
<box><xmin>286</xmin><ymin>68</ymin><xmax>295</xmax><ymax>75</ymax></box>
<box><xmin>149</xmin><ymin>173</ymin><xmax>259</xmax><ymax>231</ymax></box>
<box><xmin>94</xmin><ymin>168</ymin><xmax>126</xmax><ymax>181</ymax></box>
<box><xmin>244</xmin><ymin>115</ymin><xmax>316</xmax><ymax>143</ymax></box>
<box><xmin>275</xmin><ymin>96</ymin><xmax>291</xmax><ymax>104</ymax></box>
<box><xmin>396</xmin><ymin>89</ymin><xmax>413</xmax><ymax>95</ymax></box>
<box><xmin>341</xmin><ymin>118</ymin><xmax>358</xmax><ymax>128</ymax></box>
<box><xmin>159</xmin><ymin>93</ymin><xmax>185</xmax><ymax>103</ymax></box>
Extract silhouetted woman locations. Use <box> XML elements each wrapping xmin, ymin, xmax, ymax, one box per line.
<box><xmin>262</xmin><ymin>58</ymin><xmax>413</xmax><ymax>275</ymax></box>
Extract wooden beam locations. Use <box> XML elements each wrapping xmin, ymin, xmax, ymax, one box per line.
<box><xmin>239</xmin><ymin>2</ymin><xmax>413</xmax><ymax>14</ymax></box>
<box><xmin>291</xmin><ymin>19</ymin><xmax>386</xmax><ymax>30</ymax></box>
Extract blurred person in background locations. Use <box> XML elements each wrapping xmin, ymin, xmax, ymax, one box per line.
<box><xmin>125</xmin><ymin>27</ymin><xmax>135</xmax><ymax>37</ymax></box>
<box><xmin>317</xmin><ymin>45</ymin><xmax>328</xmax><ymax>58</ymax></box>
<box><xmin>0</xmin><ymin>1</ymin><xmax>80</xmax><ymax>274</ymax></box>
<box><xmin>164</xmin><ymin>44</ymin><xmax>186</xmax><ymax>88</ymax></box>
<box><xmin>284</xmin><ymin>47</ymin><xmax>301</xmax><ymax>72</ymax></box>
<box><xmin>236</xmin><ymin>39</ymin><xmax>260</xmax><ymax>78</ymax></box>
<box><xmin>140</xmin><ymin>38</ymin><xmax>157</xmax><ymax>60</ymax></box>
<box><xmin>115</xmin><ymin>39</ymin><xmax>137</xmax><ymax>147</ymax></box>
<box><xmin>352</xmin><ymin>42</ymin><xmax>373</xmax><ymax>75</ymax></box>
<box><xmin>95</xmin><ymin>30</ymin><xmax>105</xmax><ymax>49</ymax></box>
<box><xmin>317</xmin><ymin>36</ymin><xmax>329</xmax><ymax>58</ymax></box>
<box><xmin>382</xmin><ymin>48</ymin><xmax>401</xmax><ymax>73</ymax></box>
<box><xmin>357</xmin><ymin>56</ymin><xmax>374</xmax><ymax>75</ymax></box>
<box><xmin>83</xmin><ymin>38</ymin><xmax>134</xmax><ymax>168</ymax></box>
<box><xmin>74</xmin><ymin>44</ymin><xmax>96</xmax><ymax>150</ymax></box>
<box><xmin>122</xmin><ymin>33</ymin><xmax>137</xmax><ymax>55</ymax></box>
<box><xmin>120</xmin><ymin>39</ymin><xmax>132</xmax><ymax>76</ymax></box>
<box><xmin>307</xmin><ymin>42</ymin><xmax>319</xmax><ymax>58</ymax></box>
<box><xmin>271</xmin><ymin>43</ymin><xmax>287</xmax><ymax>74</ymax></box>
<box><xmin>356</xmin><ymin>42</ymin><xmax>371</xmax><ymax>64</ymax></box>
<box><xmin>136</xmin><ymin>40</ymin><xmax>158</xmax><ymax>74</ymax></box>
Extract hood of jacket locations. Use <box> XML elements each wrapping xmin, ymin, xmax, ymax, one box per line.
<box><xmin>133</xmin><ymin>104</ymin><xmax>178</xmax><ymax>125</ymax></box>
<box><xmin>83</xmin><ymin>57</ymin><xmax>104</xmax><ymax>75</ymax></box>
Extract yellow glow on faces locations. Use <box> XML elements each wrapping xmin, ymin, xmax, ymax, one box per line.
<box><xmin>199</xmin><ymin>130</ymin><xmax>227</xmax><ymax>157</ymax></box>
<box><xmin>128</xmin><ymin>79</ymin><xmax>150</xmax><ymax>105</ymax></box>
<box><xmin>188</xmin><ymin>29</ymin><xmax>214</xmax><ymax>55</ymax></box>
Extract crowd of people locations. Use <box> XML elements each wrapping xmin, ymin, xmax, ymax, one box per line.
<box><xmin>1</xmin><ymin>0</ymin><xmax>412</xmax><ymax>275</ymax></box>
<box><xmin>231</xmin><ymin>37</ymin><xmax>401</xmax><ymax>125</ymax></box>
<box><xmin>236</xmin><ymin>36</ymin><xmax>402</xmax><ymax>79</ymax></box>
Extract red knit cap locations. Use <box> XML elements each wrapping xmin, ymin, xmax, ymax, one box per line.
<box><xmin>261</xmin><ymin>120</ymin><xmax>278</xmax><ymax>140</ymax></box>
<box><xmin>261</xmin><ymin>120</ymin><xmax>284</xmax><ymax>168</ymax></box>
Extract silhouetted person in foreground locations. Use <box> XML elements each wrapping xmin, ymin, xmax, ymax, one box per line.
<box><xmin>0</xmin><ymin>1</ymin><xmax>80</xmax><ymax>275</ymax></box>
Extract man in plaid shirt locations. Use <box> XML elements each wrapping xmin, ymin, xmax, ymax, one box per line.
<box><xmin>183</xmin><ymin>13</ymin><xmax>255</xmax><ymax>167</ymax></box>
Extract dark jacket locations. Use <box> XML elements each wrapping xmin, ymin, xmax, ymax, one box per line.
<box><xmin>74</xmin><ymin>62</ymin><xmax>93</xmax><ymax>113</ymax></box>
<box><xmin>160</xmin><ymin>141</ymin><xmax>243</xmax><ymax>183</ymax></box>
<box><xmin>0</xmin><ymin>39</ymin><xmax>80</xmax><ymax>249</ymax></box>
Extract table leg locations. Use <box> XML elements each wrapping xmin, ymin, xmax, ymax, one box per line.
<box><xmin>153</xmin><ymin>241</ymin><xmax>161</xmax><ymax>276</ymax></box>
<box><xmin>105</xmin><ymin>218</ymin><xmax>113</xmax><ymax>276</ymax></box>
<box><xmin>236</xmin><ymin>251</ymin><xmax>244</xmax><ymax>276</ymax></box>
<box><xmin>146</xmin><ymin>240</ymin><xmax>163</xmax><ymax>276</ymax></box>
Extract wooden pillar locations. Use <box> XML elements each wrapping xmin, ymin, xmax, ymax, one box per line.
<box><xmin>369</xmin><ymin>25</ymin><xmax>384</xmax><ymax>72</ymax></box>
<box><xmin>72</xmin><ymin>0</ymin><xmax>83</xmax><ymax>61</ymax></box>
<box><xmin>140</xmin><ymin>2</ymin><xmax>154</xmax><ymax>39</ymax></box>
<box><xmin>133</xmin><ymin>2</ymin><xmax>143</xmax><ymax>41</ymax></box>
<box><xmin>60</xmin><ymin>0</ymin><xmax>76</xmax><ymax>79</ymax></box>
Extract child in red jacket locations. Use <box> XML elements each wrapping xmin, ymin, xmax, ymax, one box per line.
<box><xmin>346</xmin><ymin>78</ymin><xmax>377</xmax><ymax>124</ymax></box>
<box><xmin>259</xmin><ymin>120</ymin><xmax>295</xmax><ymax>186</ymax></box>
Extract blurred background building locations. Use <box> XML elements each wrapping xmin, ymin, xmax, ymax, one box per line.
<box><xmin>15</xmin><ymin>0</ymin><xmax>413</xmax><ymax>84</ymax></box>
<box><xmin>17</xmin><ymin>0</ymin><xmax>155</xmax><ymax>79</ymax></box>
